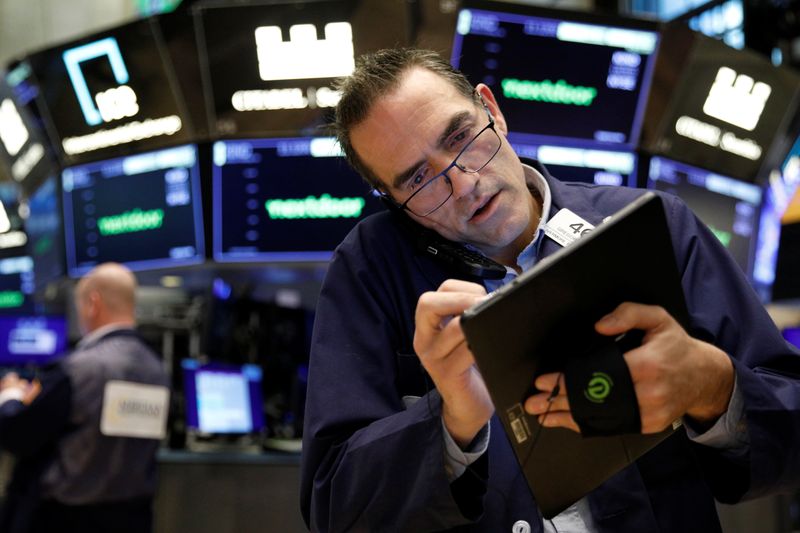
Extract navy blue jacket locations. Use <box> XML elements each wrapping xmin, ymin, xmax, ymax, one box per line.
<box><xmin>301</xmin><ymin>165</ymin><xmax>800</xmax><ymax>532</ymax></box>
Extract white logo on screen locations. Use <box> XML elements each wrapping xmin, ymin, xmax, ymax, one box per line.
<box><xmin>0</xmin><ymin>99</ymin><xmax>30</xmax><ymax>157</ymax></box>
<box><xmin>702</xmin><ymin>67</ymin><xmax>772</xmax><ymax>131</ymax></box>
<box><xmin>95</xmin><ymin>85</ymin><xmax>139</xmax><ymax>123</ymax></box>
<box><xmin>0</xmin><ymin>200</ymin><xmax>11</xmax><ymax>234</ymax></box>
<box><xmin>63</xmin><ymin>37</ymin><xmax>140</xmax><ymax>126</ymax></box>
<box><xmin>254</xmin><ymin>22</ymin><xmax>355</xmax><ymax>81</ymax></box>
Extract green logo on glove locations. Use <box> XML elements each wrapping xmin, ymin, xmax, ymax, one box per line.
<box><xmin>584</xmin><ymin>372</ymin><xmax>613</xmax><ymax>403</ymax></box>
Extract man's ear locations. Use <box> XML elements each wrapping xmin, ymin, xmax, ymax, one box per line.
<box><xmin>475</xmin><ymin>83</ymin><xmax>509</xmax><ymax>136</ymax></box>
<box><xmin>87</xmin><ymin>290</ymin><xmax>102</xmax><ymax>319</ymax></box>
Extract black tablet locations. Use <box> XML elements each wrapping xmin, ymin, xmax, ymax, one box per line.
<box><xmin>460</xmin><ymin>192</ymin><xmax>688</xmax><ymax>518</ymax></box>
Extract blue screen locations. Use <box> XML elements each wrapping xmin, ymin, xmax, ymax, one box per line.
<box><xmin>61</xmin><ymin>144</ymin><xmax>205</xmax><ymax>276</ymax></box>
<box><xmin>212</xmin><ymin>137</ymin><xmax>381</xmax><ymax>262</ymax></box>
<box><xmin>647</xmin><ymin>156</ymin><xmax>762</xmax><ymax>278</ymax></box>
<box><xmin>182</xmin><ymin>359</ymin><xmax>265</xmax><ymax>434</ymax></box>
<box><xmin>0</xmin><ymin>315</ymin><xmax>67</xmax><ymax>366</ymax></box>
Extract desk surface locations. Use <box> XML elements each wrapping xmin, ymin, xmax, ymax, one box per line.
<box><xmin>158</xmin><ymin>448</ymin><xmax>301</xmax><ymax>466</ymax></box>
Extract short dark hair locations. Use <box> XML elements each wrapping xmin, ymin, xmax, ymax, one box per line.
<box><xmin>334</xmin><ymin>48</ymin><xmax>476</xmax><ymax>189</ymax></box>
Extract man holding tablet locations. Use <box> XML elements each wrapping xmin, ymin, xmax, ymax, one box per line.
<box><xmin>301</xmin><ymin>48</ymin><xmax>800</xmax><ymax>532</ymax></box>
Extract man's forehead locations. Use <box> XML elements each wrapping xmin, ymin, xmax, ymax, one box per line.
<box><xmin>383</xmin><ymin>67</ymin><xmax>468</xmax><ymax>105</ymax></box>
<box><xmin>354</xmin><ymin>70</ymin><xmax>474</xmax><ymax>176</ymax></box>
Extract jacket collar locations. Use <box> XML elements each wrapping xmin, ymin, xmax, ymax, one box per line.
<box><xmin>521</xmin><ymin>158</ymin><xmax>607</xmax><ymax>260</ymax></box>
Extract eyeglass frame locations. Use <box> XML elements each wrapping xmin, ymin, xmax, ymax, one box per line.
<box><xmin>378</xmin><ymin>95</ymin><xmax>502</xmax><ymax>218</ymax></box>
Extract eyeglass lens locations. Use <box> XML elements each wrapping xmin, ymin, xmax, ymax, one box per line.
<box><xmin>405</xmin><ymin>124</ymin><xmax>501</xmax><ymax>216</ymax></box>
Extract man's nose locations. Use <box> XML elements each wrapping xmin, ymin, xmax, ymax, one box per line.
<box><xmin>447</xmin><ymin>163</ymin><xmax>480</xmax><ymax>199</ymax></box>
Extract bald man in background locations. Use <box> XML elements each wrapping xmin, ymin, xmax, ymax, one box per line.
<box><xmin>0</xmin><ymin>263</ymin><xmax>170</xmax><ymax>533</ymax></box>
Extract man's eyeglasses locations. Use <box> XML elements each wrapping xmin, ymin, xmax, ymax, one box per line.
<box><xmin>387</xmin><ymin>101</ymin><xmax>502</xmax><ymax>218</ymax></box>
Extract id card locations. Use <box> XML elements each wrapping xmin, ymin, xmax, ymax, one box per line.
<box><xmin>544</xmin><ymin>208</ymin><xmax>595</xmax><ymax>247</ymax></box>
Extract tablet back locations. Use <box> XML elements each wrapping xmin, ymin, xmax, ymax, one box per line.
<box><xmin>460</xmin><ymin>192</ymin><xmax>688</xmax><ymax>518</ymax></box>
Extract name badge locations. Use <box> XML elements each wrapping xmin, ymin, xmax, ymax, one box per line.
<box><xmin>543</xmin><ymin>208</ymin><xmax>595</xmax><ymax>247</ymax></box>
<box><xmin>101</xmin><ymin>380</ymin><xmax>170</xmax><ymax>439</ymax></box>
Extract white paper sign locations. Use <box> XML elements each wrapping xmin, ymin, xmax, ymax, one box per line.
<box><xmin>100</xmin><ymin>380</ymin><xmax>169</xmax><ymax>439</ymax></box>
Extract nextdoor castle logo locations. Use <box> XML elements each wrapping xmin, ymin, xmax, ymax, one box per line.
<box><xmin>702</xmin><ymin>67</ymin><xmax>771</xmax><ymax>132</ymax></box>
<box><xmin>255</xmin><ymin>22</ymin><xmax>355</xmax><ymax>81</ymax></box>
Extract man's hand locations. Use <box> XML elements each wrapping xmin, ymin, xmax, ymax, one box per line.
<box><xmin>524</xmin><ymin>302</ymin><xmax>735</xmax><ymax>434</ymax></box>
<box><xmin>415</xmin><ymin>279</ymin><xmax>494</xmax><ymax>448</ymax></box>
<box><xmin>0</xmin><ymin>372</ymin><xmax>41</xmax><ymax>405</ymax></box>
<box><xmin>0</xmin><ymin>372</ymin><xmax>29</xmax><ymax>393</ymax></box>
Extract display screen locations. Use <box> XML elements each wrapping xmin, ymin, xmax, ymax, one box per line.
<box><xmin>647</xmin><ymin>29</ymin><xmax>800</xmax><ymax>181</ymax></box>
<box><xmin>452</xmin><ymin>3</ymin><xmax>659</xmax><ymax>148</ymax></box>
<box><xmin>0</xmin><ymin>256</ymin><xmax>34</xmax><ymax>315</ymax></box>
<box><xmin>26</xmin><ymin>18</ymin><xmax>192</xmax><ymax>165</ymax></box>
<box><xmin>195</xmin><ymin>0</ymin><xmax>408</xmax><ymax>138</ymax></box>
<box><xmin>0</xmin><ymin>315</ymin><xmax>67</xmax><ymax>366</ymax></box>
<box><xmin>752</xmin><ymin>135</ymin><xmax>800</xmax><ymax>301</ymax></box>
<box><xmin>212</xmin><ymin>137</ymin><xmax>380</xmax><ymax>262</ymax></box>
<box><xmin>182</xmin><ymin>359</ymin><xmax>265</xmax><ymax>434</ymax></box>
<box><xmin>62</xmin><ymin>144</ymin><xmax>205</xmax><ymax>276</ymax></box>
<box><xmin>0</xmin><ymin>66</ymin><xmax>55</xmax><ymax>192</ymax></box>
<box><xmin>509</xmin><ymin>136</ymin><xmax>638</xmax><ymax>187</ymax></box>
<box><xmin>26</xmin><ymin>175</ymin><xmax>65</xmax><ymax>290</ymax></box>
<box><xmin>647</xmin><ymin>156</ymin><xmax>762</xmax><ymax>276</ymax></box>
<box><xmin>784</xmin><ymin>327</ymin><xmax>800</xmax><ymax>350</ymax></box>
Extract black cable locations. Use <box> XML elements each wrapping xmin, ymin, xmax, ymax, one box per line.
<box><xmin>518</xmin><ymin>372</ymin><xmax>562</xmax><ymax>472</ymax></box>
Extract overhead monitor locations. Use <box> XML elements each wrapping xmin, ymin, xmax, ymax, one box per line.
<box><xmin>212</xmin><ymin>137</ymin><xmax>380</xmax><ymax>262</ymax></box>
<box><xmin>752</xmin><ymin>134</ymin><xmax>800</xmax><ymax>301</ymax></box>
<box><xmin>451</xmin><ymin>2</ymin><xmax>660</xmax><ymax>149</ymax></box>
<box><xmin>182</xmin><ymin>359</ymin><xmax>265</xmax><ymax>435</ymax></box>
<box><xmin>0</xmin><ymin>182</ymin><xmax>28</xmax><ymax>258</ymax></box>
<box><xmin>61</xmin><ymin>144</ymin><xmax>205</xmax><ymax>276</ymax></box>
<box><xmin>25</xmin><ymin>175</ymin><xmax>66</xmax><ymax>291</ymax></box>
<box><xmin>0</xmin><ymin>256</ymin><xmax>34</xmax><ymax>315</ymax></box>
<box><xmin>194</xmin><ymin>0</ymin><xmax>409</xmax><ymax>138</ymax></box>
<box><xmin>25</xmin><ymin>18</ymin><xmax>193</xmax><ymax>165</ymax></box>
<box><xmin>772</xmin><ymin>218</ymin><xmax>800</xmax><ymax>301</ymax></box>
<box><xmin>154</xmin><ymin>9</ymin><xmax>211</xmax><ymax>140</ymax></box>
<box><xmin>509</xmin><ymin>136</ymin><xmax>638</xmax><ymax>187</ymax></box>
<box><xmin>0</xmin><ymin>65</ymin><xmax>56</xmax><ymax>194</ymax></box>
<box><xmin>0</xmin><ymin>315</ymin><xmax>67</xmax><ymax>367</ymax></box>
<box><xmin>642</xmin><ymin>25</ymin><xmax>800</xmax><ymax>182</ymax></box>
<box><xmin>647</xmin><ymin>156</ymin><xmax>762</xmax><ymax>277</ymax></box>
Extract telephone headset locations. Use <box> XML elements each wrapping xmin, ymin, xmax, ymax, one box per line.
<box><xmin>379</xmin><ymin>196</ymin><xmax>507</xmax><ymax>280</ymax></box>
